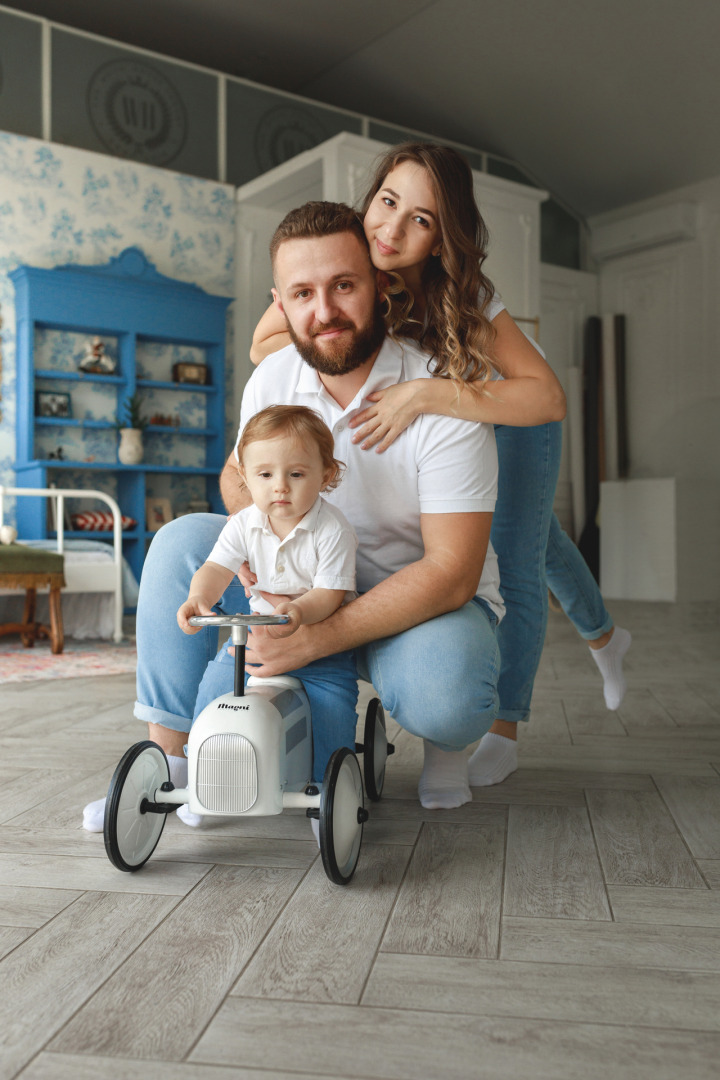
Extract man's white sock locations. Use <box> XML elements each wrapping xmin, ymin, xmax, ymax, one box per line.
<box><xmin>177</xmin><ymin>802</ymin><xmax>204</xmax><ymax>828</ymax></box>
<box><xmin>590</xmin><ymin>626</ymin><xmax>631</xmax><ymax>710</ymax></box>
<box><xmin>467</xmin><ymin>732</ymin><xmax>518</xmax><ymax>787</ymax></box>
<box><xmin>82</xmin><ymin>753</ymin><xmax>188</xmax><ymax>832</ymax></box>
<box><xmin>418</xmin><ymin>739</ymin><xmax>472</xmax><ymax>810</ymax></box>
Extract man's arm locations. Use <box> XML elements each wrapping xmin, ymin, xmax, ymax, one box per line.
<box><xmin>219</xmin><ymin>452</ymin><xmax>252</xmax><ymax>514</ymax></box>
<box><xmin>248</xmin><ymin>510</ymin><xmax>491</xmax><ymax>675</ymax></box>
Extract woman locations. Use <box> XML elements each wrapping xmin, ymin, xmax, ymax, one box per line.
<box><xmin>251</xmin><ymin>142</ymin><xmax>630</xmax><ymax>788</ymax></box>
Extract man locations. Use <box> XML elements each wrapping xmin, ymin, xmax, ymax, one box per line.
<box><xmin>83</xmin><ymin>201</ymin><xmax>501</xmax><ymax>832</ymax></box>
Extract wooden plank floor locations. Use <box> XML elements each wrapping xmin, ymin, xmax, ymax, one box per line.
<box><xmin>2</xmin><ymin>599</ymin><xmax>719</xmax><ymax>1080</ymax></box>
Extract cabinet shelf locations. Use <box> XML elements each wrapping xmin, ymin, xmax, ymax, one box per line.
<box><xmin>11</xmin><ymin>246</ymin><xmax>232</xmax><ymax>584</ymax></box>
<box><xmin>136</xmin><ymin>378</ymin><xmax>217</xmax><ymax>394</ymax></box>
<box><xmin>36</xmin><ymin>417</ymin><xmax>115</xmax><ymax>430</ymax></box>
<box><xmin>25</xmin><ymin>459</ymin><xmax>223</xmax><ymax>475</ymax></box>
<box><xmin>35</xmin><ymin>369</ymin><xmax>126</xmax><ymax>386</ymax></box>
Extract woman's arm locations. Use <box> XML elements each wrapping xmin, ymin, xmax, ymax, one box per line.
<box><xmin>250</xmin><ymin>301</ymin><xmax>292</xmax><ymax>366</ymax></box>
<box><xmin>350</xmin><ymin>310</ymin><xmax>567</xmax><ymax>451</ymax></box>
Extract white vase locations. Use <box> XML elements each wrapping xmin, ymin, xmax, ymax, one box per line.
<box><xmin>118</xmin><ymin>427</ymin><xmax>144</xmax><ymax>465</ymax></box>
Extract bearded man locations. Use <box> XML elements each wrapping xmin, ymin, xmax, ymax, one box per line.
<box><xmin>83</xmin><ymin>201</ymin><xmax>502</xmax><ymax>830</ymax></box>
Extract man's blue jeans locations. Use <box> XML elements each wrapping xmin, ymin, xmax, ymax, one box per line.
<box><xmin>491</xmin><ymin>422</ymin><xmax>612</xmax><ymax>723</ymax></box>
<box><xmin>134</xmin><ymin>514</ymin><xmax>500</xmax><ymax>753</ymax></box>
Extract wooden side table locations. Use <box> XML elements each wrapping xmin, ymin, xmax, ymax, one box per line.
<box><xmin>0</xmin><ymin>545</ymin><xmax>65</xmax><ymax>654</ymax></box>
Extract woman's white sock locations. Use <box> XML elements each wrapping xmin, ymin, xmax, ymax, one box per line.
<box><xmin>467</xmin><ymin>732</ymin><xmax>518</xmax><ymax>787</ymax></box>
<box><xmin>418</xmin><ymin>739</ymin><xmax>472</xmax><ymax>810</ymax></box>
<box><xmin>590</xmin><ymin>626</ymin><xmax>632</xmax><ymax>710</ymax></box>
<box><xmin>82</xmin><ymin>753</ymin><xmax>188</xmax><ymax>832</ymax></box>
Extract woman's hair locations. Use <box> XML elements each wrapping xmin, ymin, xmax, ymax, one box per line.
<box><xmin>237</xmin><ymin>405</ymin><xmax>344</xmax><ymax>491</ymax></box>
<box><xmin>360</xmin><ymin>142</ymin><xmax>497</xmax><ymax>387</ymax></box>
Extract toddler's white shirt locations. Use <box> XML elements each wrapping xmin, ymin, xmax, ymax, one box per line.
<box><xmin>207</xmin><ymin>495</ymin><xmax>357</xmax><ymax>616</ymax></box>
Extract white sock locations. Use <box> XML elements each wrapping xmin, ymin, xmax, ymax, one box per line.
<box><xmin>82</xmin><ymin>753</ymin><xmax>188</xmax><ymax>832</ymax></box>
<box><xmin>467</xmin><ymin>732</ymin><xmax>518</xmax><ymax>786</ymax></box>
<box><xmin>177</xmin><ymin>802</ymin><xmax>204</xmax><ymax>828</ymax></box>
<box><xmin>590</xmin><ymin>626</ymin><xmax>631</xmax><ymax>710</ymax></box>
<box><xmin>418</xmin><ymin>740</ymin><xmax>472</xmax><ymax>810</ymax></box>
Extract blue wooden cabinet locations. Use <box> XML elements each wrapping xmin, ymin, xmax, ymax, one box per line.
<box><xmin>11</xmin><ymin>247</ymin><xmax>232</xmax><ymax>584</ymax></box>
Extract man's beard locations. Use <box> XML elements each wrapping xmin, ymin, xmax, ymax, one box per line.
<box><xmin>287</xmin><ymin>299</ymin><xmax>386</xmax><ymax>376</ymax></box>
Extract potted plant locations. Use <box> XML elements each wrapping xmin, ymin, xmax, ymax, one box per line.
<box><xmin>115</xmin><ymin>393</ymin><xmax>148</xmax><ymax>465</ymax></box>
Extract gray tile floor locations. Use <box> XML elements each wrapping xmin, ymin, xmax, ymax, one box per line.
<box><xmin>1</xmin><ymin>600</ymin><xmax>719</xmax><ymax>1079</ymax></box>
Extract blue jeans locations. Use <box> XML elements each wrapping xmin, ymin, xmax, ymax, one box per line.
<box><xmin>546</xmin><ymin>514</ymin><xmax>612</xmax><ymax>640</ymax></box>
<box><xmin>135</xmin><ymin>515</ymin><xmax>500</xmax><ymax>754</ymax></box>
<box><xmin>192</xmin><ymin>636</ymin><xmax>359</xmax><ymax>783</ymax></box>
<box><xmin>491</xmin><ymin>423</ymin><xmax>612</xmax><ymax>722</ymax></box>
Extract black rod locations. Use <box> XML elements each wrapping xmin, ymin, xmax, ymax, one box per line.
<box><xmin>234</xmin><ymin>643</ymin><xmax>245</xmax><ymax>697</ymax></box>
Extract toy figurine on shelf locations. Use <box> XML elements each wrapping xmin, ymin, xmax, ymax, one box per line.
<box><xmin>48</xmin><ymin>447</ymin><xmax>65</xmax><ymax>461</ymax></box>
<box><xmin>79</xmin><ymin>337</ymin><xmax>116</xmax><ymax>375</ymax></box>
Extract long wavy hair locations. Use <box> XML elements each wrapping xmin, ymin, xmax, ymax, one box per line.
<box><xmin>360</xmin><ymin>142</ymin><xmax>497</xmax><ymax>387</ymax></box>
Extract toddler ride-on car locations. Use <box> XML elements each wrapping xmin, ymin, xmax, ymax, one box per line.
<box><xmin>103</xmin><ymin>613</ymin><xmax>394</xmax><ymax>885</ymax></box>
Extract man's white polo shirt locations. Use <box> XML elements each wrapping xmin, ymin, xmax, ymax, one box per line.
<box><xmin>207</xmin><ymin>496</ymin><xmax>357</xmax><ymax>616</ymax></box>
<box><xmin>237</xmin><ymin>336</ymin><xmax>504</xmax><ymax>619</ymax></box>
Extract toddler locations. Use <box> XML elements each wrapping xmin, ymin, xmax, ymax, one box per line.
<box><xmin>177</xmin><ymin>404</ymin><xmax>359</xmax><ymax>826</ymax></box>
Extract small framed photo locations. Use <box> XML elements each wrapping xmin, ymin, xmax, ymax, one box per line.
<box><xmin>36</xmin><ymin>390</ymin><xmax>72</xmax><ymax>419</ymax></box>
<box><xmin>172</xmin><ymin>361</ymin><xmax>209</xmax><ymax>385</ymax></box>
<box><xmin>145</xmin><ymin>497</ymin><xmax>174</xmax><ymax>532</ymax></box>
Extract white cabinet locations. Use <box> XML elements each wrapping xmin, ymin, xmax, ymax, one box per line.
<box><xmin>234</xmin><ymin>132</ymin><xmax>546</xmax><ymax>406</ymax></box>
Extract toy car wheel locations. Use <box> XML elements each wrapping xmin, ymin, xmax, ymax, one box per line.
<box><xmin>363</xmin><ymin>697</ymin><xmax>394</xmax><ymax>802</ymax></box>
<box><xmin>104</xmin><ymin>741</ymin><xmax>170</xmax><ymax>872</ymax></box>
<box><xmin>319</xmin><ymin>747</ymin><xmax>366</xmax><ymax>885</ymax></box>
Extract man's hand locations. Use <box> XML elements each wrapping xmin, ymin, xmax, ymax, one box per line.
<box><xmin>236</xmin><ymin>560</ymin><xmax>257</xmax><ymax>597</ymax></box>
<box><xmin>243</xmin><ymin>622</ymin><xmax>319</xmax><ymax>675</ymax></box>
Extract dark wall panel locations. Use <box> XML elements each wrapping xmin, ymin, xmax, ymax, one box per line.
<box><xmin>51</xmin><ymin>29</ymin><xmax>218</xmax><ymax>178</ymax></box>
<box><xmin>0</xmin><ymin>11</ymin><xmax>42</xmax><ymax>138</ymax></box>
<box><xmin>226</xmin><ymin>80</ymin><xmax>361</xmax><ymax>188</ymax></box>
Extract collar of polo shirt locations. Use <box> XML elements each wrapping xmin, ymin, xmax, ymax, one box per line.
<box><xmin>246</xmin><ymin>495</ymin><xmax>324</xmax><ymax>538</ymax></box>
<box><xmin>294</xmin><ymin>338</ymin><xmax>405</xmax><ymax>417</ymax></box>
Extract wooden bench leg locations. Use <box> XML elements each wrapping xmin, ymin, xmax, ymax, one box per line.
<box><xmin>21</xmin><ymin>588</ymin><xmax>37</xmax><ymax>648</ymax></box>
<box><xmin>48</xmin><ymin>585</ymin><xmax>64</xmax><ymax>655</ymax></box>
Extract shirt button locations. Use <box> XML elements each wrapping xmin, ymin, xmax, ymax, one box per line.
<box><xmin>336</xmin><ymin>423</ymin><xmax>344</xmax><ymax>433</ymax></box>
<box><xmin>277</xmin><ymin>564</ymin><xmax>285</xmax><ymax>573</ymax></box>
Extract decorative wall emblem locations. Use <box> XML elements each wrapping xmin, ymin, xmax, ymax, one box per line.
<box><xmin>87</xmin><ymin>59</ymin><xmax>187</xmax><ymax>165</ymax></box>
<box><xmin>255</xmin><ymin>105</ymin><xmax>327</xmax><ymax>172</ymax></box>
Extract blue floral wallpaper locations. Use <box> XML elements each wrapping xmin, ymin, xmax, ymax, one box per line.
<box><xmin>0</xmin><ymin>131</ymin><xmax>236</xmax><ymax>514</ymax></box>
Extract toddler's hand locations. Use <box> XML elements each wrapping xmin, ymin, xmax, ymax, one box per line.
<box><xmin>177</xmin><ymin>596</ymin><xmax>214</xmax><ymax>634</ymax></box>
<box><xmin>268</xmin><ymin>601</ymin><xmax>300</xmax><ymax>638</ymax></box>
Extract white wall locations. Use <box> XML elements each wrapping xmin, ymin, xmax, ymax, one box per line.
<box><xmin>589</xmin><ymin>176</ymin><xmax>720</xmax><ymax>600</ymax></box>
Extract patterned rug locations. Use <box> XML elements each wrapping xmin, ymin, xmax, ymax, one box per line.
<box><xmin>0</xmin><ymin>639</ymin><xmax>137</xmax><ymax>683</ymax></box>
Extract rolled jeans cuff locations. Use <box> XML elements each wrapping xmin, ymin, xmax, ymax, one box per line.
<box><xmin>133</xmin><ymin>701</ymin><xmax>193</xmax><ymax>734</ymax></box>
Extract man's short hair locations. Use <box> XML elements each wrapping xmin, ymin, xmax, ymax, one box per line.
<box><xmin>269</xmin><ymin>201</ymin><xmax>369</xmax><ymax>272</ymax></box>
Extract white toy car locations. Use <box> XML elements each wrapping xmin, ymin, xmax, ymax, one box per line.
<box><xmin>103</xmin><ymin>613</ymin><xmax>393</xmax><ymax>885</ymax></box>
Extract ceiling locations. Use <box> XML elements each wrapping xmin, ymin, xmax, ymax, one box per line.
<box><xmin>4</xmin><ymin>0</ymin><xmax>720</xmax><ymax>217</ymax></box>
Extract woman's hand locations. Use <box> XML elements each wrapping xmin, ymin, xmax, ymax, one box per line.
<box><xmin>349</xmin><ymin>381</ymin><xmax>427</xmax><ymax>451</ymax></box>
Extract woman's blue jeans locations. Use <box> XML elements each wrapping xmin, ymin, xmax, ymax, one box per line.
<box><xmin>491</xmin><ymin>422</ymin><xmax>612</xmax><ymax>723</ymax></box>
<box><xmin>134</xmin><ymin>515</ymin><xmax>500</xmax><ymax>754</ymax></box>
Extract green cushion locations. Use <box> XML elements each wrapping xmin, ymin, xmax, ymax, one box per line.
<box><xmin>0</xmin><ymin>543</ymin><xmax>64</xmax><ymax>574</ymax></box>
